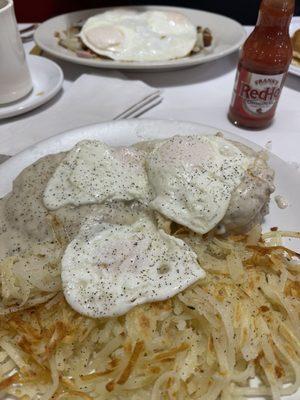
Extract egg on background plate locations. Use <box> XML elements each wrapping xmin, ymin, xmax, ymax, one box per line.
<box><xmin>79</xmin><ymin>9</ymin><xmax>197</xmax><ymax>61</ymax></box>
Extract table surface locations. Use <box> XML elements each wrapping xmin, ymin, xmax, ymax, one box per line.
<box><xmin>1</xmin><ymin>25</ymin><xmax>300</xmax><ymax>166</ymax></box>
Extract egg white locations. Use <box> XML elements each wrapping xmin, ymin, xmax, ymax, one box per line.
<box><xmin>146</xmin><ymin>135</ymin><xmax>250</xmax><ymax>234</ymax></box>
<box><xmin>62</xmin><ymin>216</ymin><xmax>205</xmax><ymax>318</ymax></box>
<box><xmin>80</xmin><ymin>9</ymin><xmax>197</xmax><ymax>61</ymax></box>
<box><xmin>43</xmin><ymin>140</ymin><xmax>152</xmax><ymax>210</ymax></box>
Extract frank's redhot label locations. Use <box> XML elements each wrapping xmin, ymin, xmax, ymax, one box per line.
<box><xmin>230</xmin><ymin>67</ymin><xmax>286</xmax><ymax>119</ymax></box>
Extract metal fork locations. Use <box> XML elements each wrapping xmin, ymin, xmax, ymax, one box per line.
<box><xmin>19</xmin><ymin>24</ymin><xmax>36</xmax><ymax>34</ymax></box>
<box><xmin>19</xmin><ymin>23</ymin><xmax>39</xmax><ymax>43</ymax></box>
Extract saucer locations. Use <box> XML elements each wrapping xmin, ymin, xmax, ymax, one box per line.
<box><xmin>0</xmin><ymin>55</ymin><xmax>63</xmax><ymax>119</ymax></box>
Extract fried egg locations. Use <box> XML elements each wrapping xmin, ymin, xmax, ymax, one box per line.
<box><xmin>43</xmin><ymin>140</ymin><xmax>152</xmax><ymax>210</ymax></box>
<box><xmin>146</xmin><ymin>135</ymin><xmax>250</xmax><ymax>234</ymax></box>
<box><xmin>62</xmin><ymin>216</ymin><xmax>205</xmax><ymax>318</ymax></box>
<box><xmin>80</xmin><ymin>10</ymin><xmax>197</xmax><ymax>61</ymax></box>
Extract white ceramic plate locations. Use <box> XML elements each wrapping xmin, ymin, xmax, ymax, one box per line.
<box><xmin>289</xmin><ymin>16</ymin><xmax>300</xmax><ymax>77</ymax></box>
<box><xmin>34</xmin><ymin>6</ymin><xmax>246</xmax><ymax>71</ymax></box>
<box><xmin>0</xmin><ymin>55</ymin><xmax>63</xmax><ymax>119</ymax></box>
<box><xmin>0</xmin><ymin>119</ymin><xmax>299</xmax><ymax>400</ymax></box>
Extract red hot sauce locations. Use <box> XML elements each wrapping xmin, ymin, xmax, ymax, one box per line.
<box><xmin>228</xmin><ymin>0</ymin><xmax>295</xmax><ymax>129</ymax></box>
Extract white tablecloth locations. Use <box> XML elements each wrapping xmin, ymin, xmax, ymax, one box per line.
<box><xmin>1</xmin><ymin>25</ymin><xmax>300</xmax><ymax>165</ymax></box>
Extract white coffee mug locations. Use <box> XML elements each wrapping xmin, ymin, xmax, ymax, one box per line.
<box><xmin>0</xmin><ymin>0</ymin><xmax>32</xmax><ymax>104</ymax></box>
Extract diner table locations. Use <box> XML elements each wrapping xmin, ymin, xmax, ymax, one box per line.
<box><xmin>1</xmin><ymin>25</ymin><xmax>300</xmax><ymax>167</ymax></box>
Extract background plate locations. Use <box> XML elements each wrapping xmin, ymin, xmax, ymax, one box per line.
<box><xmin>34</xmin><ymin>6</ymin><xmax>246</xmax><ymax>71</ymax></box>
<box><xmin>289</xmin><ymin>17</ymin><xmax>300</xmax><ymax>77</ymax></box>
<box><xmin>0</xmin><ymin>119</ymin><xmax>299</xmax><ymax>399</ymax></box>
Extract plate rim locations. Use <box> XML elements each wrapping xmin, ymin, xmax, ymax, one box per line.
<box><xmin>34</xmin><ymin>5</ymin><xmax>247</xmax><ymax>71</ymax></box>
<box><xmin>0</xmin><ymin>55</ymin><xmax>64</xmax><ymax>120</ymax></box>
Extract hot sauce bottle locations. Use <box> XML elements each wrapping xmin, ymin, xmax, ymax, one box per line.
<box><xmin>228</xmin><ymin>0</ymin><xmax>295</xmax><ymax>129</ymax></box>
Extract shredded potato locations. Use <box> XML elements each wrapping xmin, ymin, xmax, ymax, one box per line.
<box><xmin>0</xmin><ymin>229</ymin><xmax>299</xmax><ymax>400</ymax></box>
<box><xmin>0</xmin><ymin>242</ymin><xmax>63</xmax><ymax>315</ymax></box>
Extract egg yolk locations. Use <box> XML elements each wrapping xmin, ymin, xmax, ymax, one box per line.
<box><xmin>85</xmin><ymin>25</ymin><xmax>124</xmax><ymax>50</ymax></box>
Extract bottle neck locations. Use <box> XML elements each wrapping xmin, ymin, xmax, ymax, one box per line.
<box><xmin>256</xmin><ymin>0</ymin><xmax>294</xmax><ymax>30</ymax></box>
